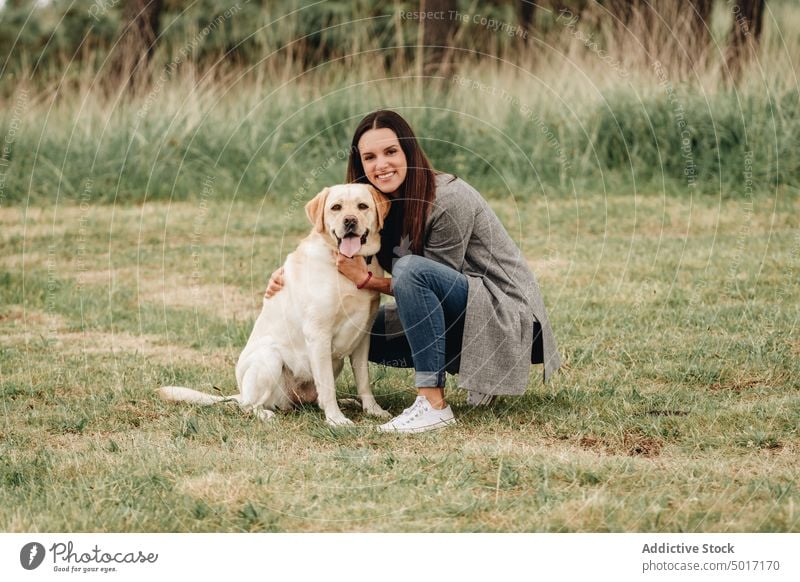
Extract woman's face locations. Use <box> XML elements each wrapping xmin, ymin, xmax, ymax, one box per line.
<box><xmin>357</xmin><ymin>128</ymin><xmax>408</xmax><ymax>196</ymax></box>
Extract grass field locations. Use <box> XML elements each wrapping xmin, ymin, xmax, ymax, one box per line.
<box><xmin>1</xmin><ymin>187</ymin><xmax>798</xmax><ymax>532</ymax></box>
<box><xmin>1</xmin><ymin>0</ymin><xmax>798</xmax><ymax>534</ymax></box>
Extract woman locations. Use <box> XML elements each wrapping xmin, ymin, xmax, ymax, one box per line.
<box><xmin>266</xmin><ymin>110</ymin><xmax>560</xmax><ymax>433</ymax></box>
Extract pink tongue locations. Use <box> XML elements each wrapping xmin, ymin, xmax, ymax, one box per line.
<box><xmin>339</xmin><ymin>236</ymin><xmax>362</xmax><ymax>258</ymax></box>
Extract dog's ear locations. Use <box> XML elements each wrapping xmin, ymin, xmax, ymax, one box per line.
<box><xmin>366</xmin><ymin>185</ymin><xmax>391</xmax><ymax>231</ymax></box>
<box><xmin>305</xmin><ymin>187</ymin><xmax>329</xmax><ymax>233</ymax></box>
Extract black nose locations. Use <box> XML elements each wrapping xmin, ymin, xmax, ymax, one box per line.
<box><xmin>344</xmin><ymin>216</ymin><xmax>358</xmax><ymax>231</ymax></box>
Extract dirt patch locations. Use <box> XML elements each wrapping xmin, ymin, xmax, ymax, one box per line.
<box><xmin>579</xmin><ymin>431</ymin><xmax>663</xmax><ymax>458</ymax></box>
<box><xmin>0</xmin><ymin>307</ymin><xmax>67</xmax><ymax>334</ymax></box>
<box><xmin>74</xmin><ymin>269</ymin><xmax>115</xmax><ymax>286</ymax></box>
<box><xmin>0</xmin><ymin>251</ymin><xmax>54</xmax><ymax>269</ymax></box>
<box><xmin>528</xmin><ymin>257</ymin><xmax>569</xmax><ymax>276</ymax></box>
<box><xmin>177</xmin><ymin>471</ymin><xmax>256</xmax><ymax>505</ymax></box>
<box><xmin>72</xmin><ymin>267</ymin><xmax>259</xmax><ymax>321</ymax></box>
<box><xmin>0</xmin><ymin>309</ymin><xmax>232</xmax><ymax>365</ymax></box>
<box><xmin>111</xmin><ymin>402</ymin><xmax>167</xmax><ymax>428</ymax></box>
<box><xmin>709</xmin><ymin>378</ymin><xmax>763</xmax><ymax>392</ymax></box>
<box><xmin>0</xmin><ymin>206</ymin><xmax>79</xmax><ymax>239</ymax></box>
<box><xmin>140</xmin><ymin>278</ymin><xmax>259</xmax><ymax>321</ymax></box>
<box><xmin>0</xmin><ymin>306</ymin><xmax>59</xmax><ymax>324</ymax></box>
<box><xmin>622</xmin><ymin>432</ymin><xmax>663</xmax><ymax>457</ymax></box>
<box><xmin>62</xmin><ymin>331</ymin><xmax>233</xmax><ymax>364</ymax></box>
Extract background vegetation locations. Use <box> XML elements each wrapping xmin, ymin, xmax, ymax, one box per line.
<box><xmin>0</xmin><ymin>0</ymin><xmax>797</xmax><ymax>532</ymax></box>
<box><xmin>0</xmin><ymin>0</ymin><xmax>797</xmax><ymax>204</ymax></box>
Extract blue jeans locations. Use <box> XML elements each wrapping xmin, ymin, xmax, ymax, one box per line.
<box><xmin>368</xmin><ymin>255</ymin><xmax>469</xmax><ymax>388</ymax></box>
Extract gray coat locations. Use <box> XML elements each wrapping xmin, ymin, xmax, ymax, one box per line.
<box><xmin>383</xmin><ymin>173</ymin><xmax>561</xmax><ymax>400</ymax></box>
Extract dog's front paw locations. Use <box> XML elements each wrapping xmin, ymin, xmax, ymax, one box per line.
<box><xmin>255</xmin><ymin>408</ymin><xmax>276</xmax><ymax>423</ymax></box>
<box><xmin>325</xmin><ymin>413</ymin><xmax>354</xmax><ymax>427</ymax></box>
<box><xmin>363</xmin><ymin>403</ymin><xmax>391</xmax><ymax>419</ymax></box>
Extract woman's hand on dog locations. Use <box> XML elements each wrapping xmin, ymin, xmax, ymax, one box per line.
<box><xmin>334</xmin><ymin>252</ymin><xmax>369</xmax><ymax>287</ymax></box>
<box><xmin>264</xmin><ymin>267</ymin><xmax>285</xmax><ymax>298</ymax></box>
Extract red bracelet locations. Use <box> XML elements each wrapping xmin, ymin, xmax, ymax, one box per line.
<box><xmin>356</xmin><ymin>271</ymin><xmax>373</xmax><ymax>289</ymax></box>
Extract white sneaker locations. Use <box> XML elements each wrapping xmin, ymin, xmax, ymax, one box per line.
<box><xmin>377</xmin><ymin>396</ymin><xmax>456</xmax><ymax>433</ymax></box>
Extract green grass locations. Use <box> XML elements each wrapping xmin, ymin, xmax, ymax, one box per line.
<box><xmin>1</xmin><ymin>190</ymin><xmax>797</xmax><ymax>532</ymax></box>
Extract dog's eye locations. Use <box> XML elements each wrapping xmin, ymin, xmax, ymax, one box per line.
<box><xmin>330</xmin><ymin>204</ymin><xmax>342</xmax><ymax>211</ymax></box>
<box><xmin>358</xmin><ymin>203</ymin><xmax>369</xmax><ymax>210</ymax></box>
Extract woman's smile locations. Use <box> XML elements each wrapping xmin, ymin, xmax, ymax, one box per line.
<box><xmin>376</xmin><ymin>170</ymin><xmax>397</xmax><ymax>182</ymax></box>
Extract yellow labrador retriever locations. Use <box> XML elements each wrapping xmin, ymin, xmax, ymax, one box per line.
<box><xmin>160</xmin><ymin>184</ymin><xmax>391</xmax><ymax>426</ymax></box>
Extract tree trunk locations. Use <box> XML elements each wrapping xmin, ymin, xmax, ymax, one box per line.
<box><xmin>420</xmin><ymin>0</ymin><xmax>457</xmax><ymax>73</ymax></box>
<box><xmin>726</xmin><ymin>0</ymin><xmax>766</xmax><ymax>80</ymax></box>
<box><xmin>519</xmin><ymin>1</ymin><xmax>536</xmax><ymax>35</ymax></box>
<box><xmin>606</xmin><ymin>0</ymin><xmax>643</xmax><ymax>25</ymax></box>
<box><xmin>110</xmin><ymin>0</ymin><xmax>164</xmax><ymax>90</ymax></box>
<box><xmin>688</xmin><ymin>0</ymin><xmax>714</xmax><ymax>46</ymax></box>
<box><xmin>517</xmin><ymin>1</ymin><xmax>536</xmax><ymax>45</ymax></box>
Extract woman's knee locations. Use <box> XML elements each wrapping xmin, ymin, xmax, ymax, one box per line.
<box><xmin>391</xmin><ymin>254</ymin><xmax>426</xmax><ymax>291</ymax></box>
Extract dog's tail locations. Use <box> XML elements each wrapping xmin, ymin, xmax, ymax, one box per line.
<box><xmin>159</xmin><ymin>386</ymin><xmax>240</xmax><ymax>406</ymax></box>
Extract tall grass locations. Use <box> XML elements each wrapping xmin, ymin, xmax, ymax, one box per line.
<box><xmin>0</xmin><ymin>1</ymin><xmax>798</xmax><ymax>208</ymax></box>
<box><xmin>1</xmin><ymin>2</ymin><xmax>798</xmax><ymax>533</ymax></box>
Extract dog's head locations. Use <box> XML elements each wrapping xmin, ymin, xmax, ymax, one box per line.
<box><xmin>305</xmin><ymin>184</ymin><xmax>390</xmax><ymax>258</ymax></box>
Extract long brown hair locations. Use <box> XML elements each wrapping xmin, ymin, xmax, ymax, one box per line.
<box><xmin>346</xmin><ymin>110</ymin><xmax>437</xmax><ymax>272</ymax></box>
